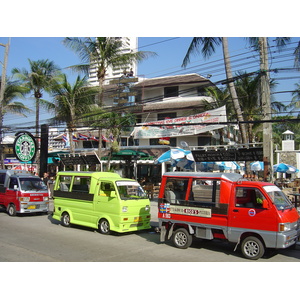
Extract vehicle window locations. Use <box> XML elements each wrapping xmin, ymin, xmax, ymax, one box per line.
<box><xmin>115</xmin><ymin>181</ymin><xmax>147</xmax><ymax>200</ymax></box>
<box><xmin>191</xmin><ymin>179</ymin><xmax>220</xmax><ymax>204</ymax></box>
<box><xmin>0</xmin><ymin>173</ymin><xmax>5</xmax><ymax>185</ymax></box>
<box><xmin>72</xmin><ymin>176</ymin><xmax>91</xmax><ymax>193</ymax></box>
<box><xmin>263</xmin><ymin>185</ymin><xmax>293</xmax><ymax>210</ymax></box>
<box><xmin>8</xmin><ymin>177</ymin><xmax>18</xmax><ymax>189</ymax></box>
<box><xmin>20</xmin><ymin>178</ymin><xmax>47</xmax><ymax>191</ymax></box>
<box><xmin>235</xmin><ymin>187</ymin><xmax>264</xmax><ymax>208</ymax></box>
<box><xmin>164</xmin><ymin>178</ymin><xmax>189</xmax><ymax>204</ymax></box>
<box><xmin>57</xmin><ymin>175</ymin><xmax>72</xmax><ymax>192</ymax></box>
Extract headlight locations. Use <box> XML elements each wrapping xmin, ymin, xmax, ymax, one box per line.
<box><xmin>43</xmin><ymin>196</ymin><xmax>49</xmax><ymax>201</ymax></box>
<box><xmin>145</xmin><ymin>205</ymin><xmax>150</xmax><ymax>211</ymax></box>
<box><xmin>19</xmin><ymin>197</ymin><xmax>30</xmax><ymax>202</ymax></box>
<box><xmin>122</xmin><ymin>206</ymin><xmax>128</xmax><ymax>212</ymax></box>
<box><xmin>279</xmin><ymin>223</ymin><xmax>291</xmax><ymax>232</ymax></box>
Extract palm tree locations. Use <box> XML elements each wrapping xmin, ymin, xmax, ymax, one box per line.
<box><xmin>50</xmin><ymin>74</ymin><xmax>99</xmax><ymax>155</ymax></box>
<box><xmin>12</xmin><ymin>59</ymin><xmax>60</xmax><ymax>136</ymax></box>
<box><xmin>182</xmin><ymin>37</ymin><xmax>248</xmax><ymax>145</ymax></box>
<box><xmin>63</xmin><ymin>37</ymin><xmax>155</xmax><ymax>105</ymax></box>
<box><xmin>0</xmin><ymin>78</ymin><xmax>31</xmax><ymax>118</ymax></box>
<box><xmin>63</xmin><ymin>37</ymin><xmax>155</xmax><ymax>156</ymax></box>
<box><xmin>290</xmin><ymin>82</ymin><xmax>300</xmax><ymax>109</ymax></box>
<box><xmin>195</xmin><ymin>86</ymin><xmax>233</xmax><ymax>145</ymax></box>
<box><xmin>0</xmin><ymin>78</ymin><xmax>31</xmax><ymax>168</ymax></box>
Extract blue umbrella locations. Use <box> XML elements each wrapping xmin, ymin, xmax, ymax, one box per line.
<box><xmin>250</xmin><ymin>161</ymin><xmax>264</xmax><ymax>171</ymax></box>
<box><xmin>273</xmin><ymin>163</ymin><xmax>298</xmax><ymax>173</ymax></box>
<box><xmin>216</xmin><ymin>161</ymin><xmax>240</xmax><ymax>171</ymax></box>
<box><xmin>154</xmin><ymin>148</ymin><xmax>191</xmax><ymax>164</ymax></box>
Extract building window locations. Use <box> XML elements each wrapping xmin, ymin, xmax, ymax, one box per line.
<box><xmin>198</xmin><ymin>136</ymin><xmax>212</xmax><ymax>146</ymax></box>
<box><xmin>157</xmin><ymin>112</ymin><xmax>176</xmax><ymax>120</ymax></box>
<box><xmin>164</xmin><ymin>86</ymin><xmax>179</xmax><ymax>98</ymax></box>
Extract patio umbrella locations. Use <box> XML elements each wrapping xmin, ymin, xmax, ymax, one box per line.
<box><xmin>273</xmin><ymin>163</ymin><xmax>298</xmax><ymax>173</ymax></box>
<box><xmin>216</xmin><ymin>161</ymin><xmax>240</xmax><ymax>171</ymax></box>
<box><xmin>196</xmin><ymin>162</ymin><xmax>218</xmax><ymax>172</ymax></box>
<box><xmin>250</xmin><ymin>161</ymin><xmax>264</xmax><ymax>171</ymax></box>
<box><xmin>154</xmin><ymin>148</ymin><xmax>191</xmax><ymax>164</ymax></box>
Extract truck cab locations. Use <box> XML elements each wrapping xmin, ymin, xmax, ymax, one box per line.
<box><xmin>0</xmin><ymin>170</ymin><xmax>49</xmax><ymax>216</ymax></box>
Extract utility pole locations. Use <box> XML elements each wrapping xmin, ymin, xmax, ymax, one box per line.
<box><xmin>259</xmin><ymin>37</ymin><xmax>273</xmax><ymax>181</ymax></box>
<box><xmin>0</xmin><ymin>38</ymin><xmax>10</xmax><ymax>168</ymax></box>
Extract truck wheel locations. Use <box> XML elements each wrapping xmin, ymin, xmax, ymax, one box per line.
<box><xmin>172</xmin><ymin>228</ymin><xmax>193</xmax><ymax>249</ymax></box>
<box><xmin>7</xmin><ymin>204</ymin><xmax>16</xmax><ymax>216</ymax></box>
<box><xmin>98</xmin><ymin>219</ymin><xmax>110</xmax><ymax>235</ymax></box>
<box><xmin>241</xmin><ymin>236</ymin><xmax>265</xmax><ymax>260</ymax></box>
<box><xmin>61</xmin><ymin>212</ymin><xmax>70</xmax><ymax>227</ymax></box>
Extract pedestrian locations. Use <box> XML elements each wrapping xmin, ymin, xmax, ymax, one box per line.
<box><xmin>42</xmin><ymin>172</ymin><xmax>50</xmax><ymax>185</ymax></box>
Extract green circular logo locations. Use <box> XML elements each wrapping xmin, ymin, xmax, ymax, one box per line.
<box><xmin>14</xmin><ymin>133</ymin><xmax>37</xmax><ymax>162</ymax></box>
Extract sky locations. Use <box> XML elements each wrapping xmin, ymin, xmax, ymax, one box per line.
<box><xmin>1</xmin><ymin>36</ymin><xmax>299</xmax><ymax>133</ymax></box>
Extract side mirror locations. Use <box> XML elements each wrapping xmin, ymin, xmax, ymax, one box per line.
<box><xmin>13</xmin><ymin>184</ymin><xmax>18</xmax><ymax>190</ymax></box>
<box><xmin>110</xmin><ymin>191</ymin><xmax>117</xmax><ymax>198</ymax></box>
<box><xmin>262</xmin><ymin>199</ymin><xmax>269</xmax><ymax>209</ymax></box>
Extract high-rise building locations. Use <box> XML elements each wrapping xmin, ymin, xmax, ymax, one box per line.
<box><xmin>88</xmin><ymin>37</ymin><xmax>138</xmax><ymax>86</ymax></box>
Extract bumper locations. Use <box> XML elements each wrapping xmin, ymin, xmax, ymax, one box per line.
<box><xmin>276</xmin><ymin>228</ymin><xmax>300</xmax><ymax>248</ymax></box>
<box><xmin>19</xmin><ymin>201</ymin><xmax>49</xmax><ymax>214</ymax></box>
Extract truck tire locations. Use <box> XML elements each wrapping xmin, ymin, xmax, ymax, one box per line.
<box><xmin>61</xmin><ymin>212</ymin><xmax>71</xmax><ymax>227</ymax></box>
<box><xmin>241</xmin><ymin>236</ymin><xmax>265</xmax><ymax>260</ymax></box>
<box><xmin>98</xmin><ymin>219</ymin><xmax>111</xmax><ymax>235</ymax></box>
<box><xmin>7</xmin><ymin>204</ymin><xmax>16</xmax><ymax>216</ymax></box>
<box><xmin>172</xmin><ymin>228</ymin><xmax>193</xmax><ymax>249</ymax></box>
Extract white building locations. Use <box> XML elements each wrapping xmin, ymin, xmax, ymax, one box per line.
<box><xmin>88</xmin><ymin>37</ymin><xmax>138</xmax><ymax>86</ymax></box>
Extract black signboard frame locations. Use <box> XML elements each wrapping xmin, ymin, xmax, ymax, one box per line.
<box><xmin>59</xmin><ymin>154</ymin><xmax>101</xmax><ymax>165</ymax></box>
<box><xmin>192</xmin><ymin>147</ymin><xmax>263</xmax><ymax>162</ymax></box>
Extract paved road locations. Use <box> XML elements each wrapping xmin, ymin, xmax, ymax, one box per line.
<box><xmin>0</xmin><ymin>200</ymin><xmax>300</xmax><ymax>262</ymax></box>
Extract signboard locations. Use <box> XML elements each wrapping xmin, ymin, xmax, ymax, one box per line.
<box><xmin>133</xmin><ymin>106</ymin><xmax>227</xmax><ymax>139</ymax></box>
<box><xmin>13</xmin><ymin>132</ymin><xmax>37</xmax><ymax>162</ymax></box>
<box><xmin>192</xmin><ymin>147</ymin><xmax>263</xmax><ymax>162</ymax></box>
<box><xmin>159</xmin><ymin>203</ymin><xmax>211</xmax><ymax>218</ymax></box>
<box><xmin>59</xmin><ymin>154</ymin><xmax>101</xmax><ymax>165</ymax></box>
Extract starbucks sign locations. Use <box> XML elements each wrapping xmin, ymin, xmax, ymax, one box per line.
<box><xmin>13</xmin><ymin>132</ymin><xmax>37</xmax><ymax>162</ymax></box>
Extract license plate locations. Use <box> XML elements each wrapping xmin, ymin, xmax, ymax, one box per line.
<box><xmin>27</xmin><ymin>205</ymin><xmax>36</xmax><ymax>209</ymax></box>
<box><xmin>134</xmin><ymin>217</ymin><xmax>142</xmax><ymax>222</ymax></box>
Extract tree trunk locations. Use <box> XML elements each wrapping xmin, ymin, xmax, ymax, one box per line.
<box><xmin>259</xmin><ymin>37</ymin><xmax>273</xmax><ymax>181</ymax></box>
<box><xmin>222</xmin><ymin>38</ymin><xmax>248</xmax><ymax>146</ymax></box>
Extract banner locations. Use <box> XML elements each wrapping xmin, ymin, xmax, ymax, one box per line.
<box><xmin>133</xmin><ymin>106</ymin><xmax>227</xmax><ymax>139</ymax></box>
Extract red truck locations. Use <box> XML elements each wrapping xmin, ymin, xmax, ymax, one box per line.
<box><xmin>0</xmin><ymin>170</ymin><xmax>49</xmax><ymax>216</ymax></box>
<box><xmin>158</xmin><ymin>172</ymin><xmax>300</xmax><ymax>260</ymax></box>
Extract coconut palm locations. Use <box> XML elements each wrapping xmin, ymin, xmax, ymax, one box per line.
<box><xmin>50</xmin><ymin>74</ymin><xmax>99</xmax><ymax>154</ymax></box>
<box><xmin>290</xmin><ymin>82</ymin><xmax>300</xmax><ymax>109</ymax></box>
<box><xmin>182</xmin><ymin>37</ymin><xmax>248</xmax><ymax>145</ymax></box>
<box><xmin>0</xmin><ymin>78</ymin><xmax>31</xmax><ymax>118</ymax></box>
<box><xmin>12</xmin><ymin>59</ymin><xmax>60</xmax><ymax>136</ymax></box>
<box><xmin>0</xmin><ymin>78</ymin><xmax>31</xmax><ymax>167</ymax></box>
<box><xmin>235</xmin><ymin>71</ymin><xmax>287</xmax><ymax>143</ymax></box>
<box><xmin>63</xmin><ymin>37</ymin><xmax>155</xmax><ymax>156</ymax></box>
<box><xmin>63</xmin><ymin>37</ymin><xmax>155</xmax><ymax>105</ymax></box>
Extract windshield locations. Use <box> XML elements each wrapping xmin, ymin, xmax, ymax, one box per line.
<box><xmin>263</xmin><ymin>185</ymin><xmax>293</xmax><ymax>210</ymax></box>
<box><xmin>116</xmin><ymin>181</ymin><xmax>148</xmax><ymax>200</ymax></box>
<box><xmin>20</xmin><ymin>178</ymin><xmax>48</xmax><ymax>191</ymax></box>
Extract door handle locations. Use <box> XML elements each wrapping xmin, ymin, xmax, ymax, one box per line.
<box><xmin>233</xmin><ymin>209</ymin><xmax>239</xmax><ymax>212</ymax></box>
